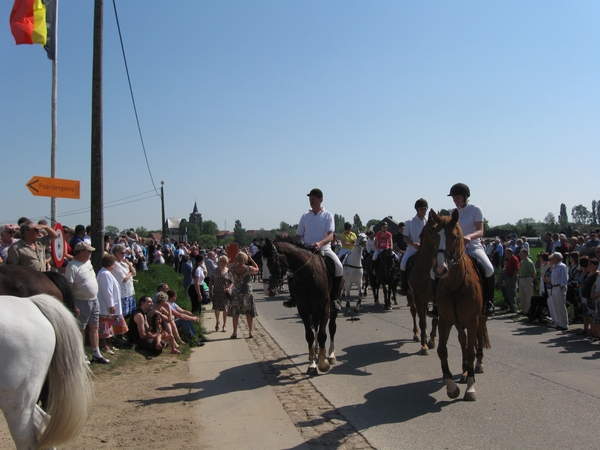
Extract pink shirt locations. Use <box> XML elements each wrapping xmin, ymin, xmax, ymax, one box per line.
<box><xmin>375</xmin><ymin>231</ymin><xmax>392</xmax><ymax>250</ymax></box>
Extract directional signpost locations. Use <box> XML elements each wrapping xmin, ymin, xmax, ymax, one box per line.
<box><xmin>26</xmin><ymin>176</ymin><xmax>80</xmax><ymax>199</ymax></box>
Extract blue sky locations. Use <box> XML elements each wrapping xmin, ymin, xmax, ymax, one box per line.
<box><xmin>1</xmin><ymin>1</ymin><xmax>598</xmax><ymax>233</ymax></box>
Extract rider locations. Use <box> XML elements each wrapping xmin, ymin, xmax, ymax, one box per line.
<box><xmin>442</xmin><ymin>183</ymin><xmax>496</xmax><ymax>317</ymax></box>
<box><xmin>365</xmin><ymin>230</ymin><xmax>376</xmax><ymax>257</ymax></box>
<box><xmin>338</xmin><ymin>222</ymin><xmax>357</xmax><ymax>263</ymax></box>
<box><xmin>282</xmin><ymin>188</ymin><xmax>344</xmax><ymax>312</ymax></box>
<box><xmin>372</xmin><ymin>222</ymin><xmax>395</xmax><ymax>272</ymax></box>
<box><xmin>399</xmin><ymin>198</ymin><xmax>429</xmax><ymax>295</ymax></box>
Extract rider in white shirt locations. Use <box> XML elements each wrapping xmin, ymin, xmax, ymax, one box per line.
<box><xmin>399</xmin><ymin>198</ymin><xmax>428</xmax><ymax>295</ymax></box>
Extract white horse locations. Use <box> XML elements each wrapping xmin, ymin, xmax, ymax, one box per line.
<box><xmin>0</xmin><ymin>294</ymin><xmax>92</xmax><ymax>450</ymax></box>
<box><xmin>342</xmin><ymin>233</ymin><xmax>367</xmax><ymax>313</ymax></box>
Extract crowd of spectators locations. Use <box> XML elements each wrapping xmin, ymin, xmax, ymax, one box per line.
<box><xmin>484</xmin><ymin>228</ymin><xmax>600</xmax><ymax>340</ymax></box>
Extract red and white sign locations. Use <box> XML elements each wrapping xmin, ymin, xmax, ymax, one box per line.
<box><xmin>52</xmin><ymin>222</ymin><xmax>65</xmax><ymax>267</ymax></box>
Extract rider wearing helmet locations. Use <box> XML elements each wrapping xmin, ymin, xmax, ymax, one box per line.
<box><xmin>399</xmin><ymin>198</ymin><xmax>429</xmax><ymax>295</ymax></box>
<box><xmin>445</xmin><ymin>183</ymin><xmax>495</xmax><ymax>316</ymax></box>
<box><xmin>338</xmin><ymin>222</ymin><xmax>357</xmax><ymax>262</ymax></box>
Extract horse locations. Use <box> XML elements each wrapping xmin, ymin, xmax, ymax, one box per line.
<box><xmin>0</xmin><ymin>265</ymin><xmax>76</xmax><ymax>313</ymax></box>
<box><xmin>373</xmin><ymin>248</ymin><xmax>400</xmax><ymax>310</ymax></box>
<box><xmin>426</xmin><ymin>209</ymin><xmax>491</xmax><ymax>401</ymax></box>
<box><xmin>405</xmin><ymin>219</ymin><xmax>439</xmax><ymax>355</ymax></box>
<box><xmin>361</xmin><ymin>252</ymin><xmax>379</xmax><ymax>303</ymax></box>
<box><xmin>261</xmin><ymin>237</ymin><xmax>338</xmax><ymax>374</ymax></box>
<box><xmin>0</xmin><ymin>294</ymin><xmax>92</xmax><ymax>449</ymax></box>
<box><xmin>342</xmin><ymin>233</ymin><xmax>367</xmax><ymax>313</ymax></box>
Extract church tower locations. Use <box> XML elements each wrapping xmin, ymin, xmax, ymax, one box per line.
<box><xmin>189</xmin><ymin>201</ymin><xmax>203</xmax><ymax>232</ymax></box>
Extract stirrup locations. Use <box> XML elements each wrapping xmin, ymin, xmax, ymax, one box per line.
<box><xmin>332</xmin><ymin>299</ymin><xmax>342</xmax><ymax>312</ymax></box>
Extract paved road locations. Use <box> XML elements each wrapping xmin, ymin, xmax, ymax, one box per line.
<box><xmin>251</xmin><ymin>282</ymin><xmax>600</xmax><ymax>450</ymax></box>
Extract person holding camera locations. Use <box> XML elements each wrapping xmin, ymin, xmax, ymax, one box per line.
<box><xmin>209</xmin><ymin>255</ymin><xmax>234</xmax><ymax>333</ymax></box>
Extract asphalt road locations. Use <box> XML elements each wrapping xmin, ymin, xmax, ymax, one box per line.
<box><xmin>252</xmin><ymin>282</ymin><xmax>600</xmax><ymax>450</ymax></box>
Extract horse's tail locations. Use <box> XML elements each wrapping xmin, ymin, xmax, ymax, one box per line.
<box><xmin>479</xmin><ymin>320</ymin><xmax>491</xmax><ymax>350</ymax></box>
<box><xmin>43</xmin><ymin>270</ymin><xmax>76</xmax><ymax>314</ymax></box>
<box><xmin>29</xmin><ymin>294</ymin><xmax>92</xmax><ymax>450</ymax></box>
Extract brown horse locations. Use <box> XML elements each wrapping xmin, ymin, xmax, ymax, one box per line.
<box><xmin>0</xmin><ymin>265</ymin><xmax>75</xmax><ymax>312</ymax></box>
<box><xmin>426</xmin><ymin>209</ymin><xmax>490</xmax><ymax>401</ymax></box>
<box><xmin>261</xmin><ymin>237</ymin><xmax>338</xmax><ymax>374</ymax></box>
<box><xmin>405</xmin><ymin>218</ymin><xmax>439</xmax><ymax>355</ymax></box>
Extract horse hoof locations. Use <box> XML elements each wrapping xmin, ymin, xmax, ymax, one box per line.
<box><xmin>385</xmin><ymin>305</ymin><xmax>392</xmax><ymax>311</ymax></box>
<box><xmin>458</xmin><ymin>375</ymin><xmax>467</xmax><ymax>384</ymax></box>
<box><xmin>327</xmin><ymin>356</ymin><xmax>337</xmax><ymax>365</ymax></box>
<box><xmin>306</xmin><ymin>366</ymin><xmax>318</xmax><ymax>375</ymax></box>
<box><xmin>393</xmin><ymin>300</ymin><xmax>398</xmax><ymax>305</ymax></box>
<box><xmin>413</xmin><ymin>335</ymin><xmax>419</xmax><ymax>342</ymax></box>
<box><xmin>427</xmin><ymin>340</ymin><xmax>436</xmax><ymax>350</ymax></box>
<box><xmin>448</xmin><ymin>386</ymin><xmax>461</xmax><ymax>399</ymax></box>
<box><xmin>463</xmin><ymin>391</ymin><xmax>477</xmax><ymax>402</ymax></box>
<box><xmin>419</xmin><ymin>348</ymin><xmax>429</xmax><ymax>356</ymax></box>
<box><xmin>318</xmin><ymin>362</ymin><xmax>330</xmax><ymax>373</ymax></box>
<box><xmin>475</xmin><ymin>364</ymin><xmax>484</xmax><ymax>374</ymax></box>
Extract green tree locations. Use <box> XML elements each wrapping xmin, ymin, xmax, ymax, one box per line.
<box><xmin>105</xmin><ymin>225</ymin><xmax>119</xmax><ymax>237</ymax></box>
<box><xmin>439</xmin><ymin>209</ymin><xmax>451</xmax><ymax>217</ymax></box>
<box><xmin>558</xmin><ymin>203</ymin><xmax>569</xmax><ymax>229</ymax></box>
<box><xmin>233</xmin><ymin>220</ymin><xmax>250</xmax><ymax>246</ymax></box>
<box><xmin>180</xmin><ymin>222</ymin><xmax>201</xmax><ymax>243</ymax></box>
<box><xmin>135</xmin><ymin>226</ymin><xmax>148</xmax><ymax>237</ymax></box>
<box><xmin>334</xmin><ymin>214</ymin><xmax>346</xmax><ymax>234</ymax></box>
<box><xmin>366</xmin><ymin>219</ymin><xmax>379</xmax><ymax>229</ymax></box>
<box><xmin>198</xmin><ymin>234</ymin><xmax>217</xmax><ymax>248</ymax></box>
<box><xmin>202</xmin><ymin>220</ymin><xmax>219</xmax><ymax>236</ymax></box>
<box><xmin>353</xmin><ymin>214</ymin><xmax>363</xmax><ymax>231</ymax></box>
<box><xmin>591</xmin><ymin>200</ymin><xmax>598</xmax><ymax>225</ymax></box>
<box><xmin>571</xmin><ymin>204</ymin><xmax>591</xmax><ymax>225</ymax></box>
<box><xmin>279</xmin><ymin>221</ymin><xmax>291</xmax><ymax>232</ymax></box>
<box><xmin>222</xmin><ymin>236</ymin><xmax>235</xmax><ymax>246</ymax></box>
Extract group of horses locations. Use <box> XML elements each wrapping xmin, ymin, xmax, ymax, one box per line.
<box><xmin>261</xmin><ymin>209</ymin><xmax>490</xmax><ymax>402</ymax></box>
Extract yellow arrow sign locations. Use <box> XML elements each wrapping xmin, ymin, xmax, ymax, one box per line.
<box><xmin>26</xmin><ymin>176</ymin><xmax>80</xmax><ymax>199</ymax></box>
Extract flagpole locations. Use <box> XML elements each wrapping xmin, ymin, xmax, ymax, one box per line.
<box><xmin>50</xmin><ymin>58</ymin><xmax>57</xmax><ymax>225</ymax></box>
<box><xmin>50</xmin><ymin>0</ymin><xmax>59</xmax><ymax>226</ymax></box>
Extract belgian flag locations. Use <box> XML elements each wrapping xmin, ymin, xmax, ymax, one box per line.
<box><xmin>9</xmin><ymin>0</ymin><xmax>57</xmax><ymax>61</ymax></box>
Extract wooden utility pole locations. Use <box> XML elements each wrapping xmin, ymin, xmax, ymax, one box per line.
<box><xmin>90</xmin><ymin>0</ymin><xmax>104</xmax><ymax>271</ymax></box>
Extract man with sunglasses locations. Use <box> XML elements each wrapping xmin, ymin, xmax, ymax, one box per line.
<box><xmin>0</xmin><ymin>224</ymin><xmax>18</xmax><ymax>262</ymax></box>
<box><xmin>6</xmin><ymin>220</ymin><xmax>58</xmax><ymax>271</ymax></box>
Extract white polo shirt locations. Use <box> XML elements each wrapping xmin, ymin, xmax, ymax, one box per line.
<box><xmin>452</xmin><ymin>203</ymin><xmax>484</xmax><ymax>245</ymax></box>
<box><xmin>296</xmin><ymin>208</ymin><xmax>335</xmax><ymax>250</ymax></box>
<box><xmin>403</xmin><ymin>214</ymin><xmax>427</xmax><ymax>242</ymax></box>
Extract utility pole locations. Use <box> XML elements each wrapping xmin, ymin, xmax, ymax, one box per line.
<box><xmin>161</xmin><ymin>181</ymin><xmax>166</xmax><ymax>242</ymax></box>
<box><xmin>90</xmin><ymin>0</ymin><xmax>104</xmax><ymax>271</ymax></box>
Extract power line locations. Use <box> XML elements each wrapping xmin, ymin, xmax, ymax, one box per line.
<box><xmin>111</xmin><ymin>0</ymin><xmax>159</xmax><ymax>194</ymax></box>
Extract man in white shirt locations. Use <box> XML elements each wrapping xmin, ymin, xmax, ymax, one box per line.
<box><xmin>399</xmin><ymin>198</ymin><xmax>428</xmax><ymax>295</ymax></box>
<box><xmin>549</xmin><ymin>252</ymin><xmax>569</xmax><ymax>331</ymax></box>
<box><xmin>282</xmin><ymin>188</ymin><xmax>343</xmax><ymax>312</ymax></box>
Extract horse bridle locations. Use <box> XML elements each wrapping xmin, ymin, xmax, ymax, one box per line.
<box><xmin>437</xmin><ymin>226</ymin><xmax>466</xmax><ymax>269</ymax></box>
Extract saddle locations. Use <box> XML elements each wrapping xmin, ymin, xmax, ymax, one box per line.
<box><xmin>322</xmin><ymin>253</ymin><xmax>336</xmax><ymax>294</ymax></box>
<box><xmin>469</xmin><ymin>255</ymin><xmax>485</xmax><ymax>283</ymax></box>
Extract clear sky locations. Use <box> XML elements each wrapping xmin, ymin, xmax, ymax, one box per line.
<box><xmin>1</xmin><ymin>1</ymin><xmax>598</xmax><ymax>233</ymax></box>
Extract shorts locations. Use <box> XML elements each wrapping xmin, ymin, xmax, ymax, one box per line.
<box><xmin>99</xmin><ymin>315</ymin><xmax>129</xmax><ymax>339</ymax></box>
<box><xmin>76</xmin><ymin>299</ymin><xmax>100</xmax><ymax>330</ymax></box>
<box><xmin>121</xmin><ymin>295</ymin><xmax>136</xmax><ymax>318</ymax></box>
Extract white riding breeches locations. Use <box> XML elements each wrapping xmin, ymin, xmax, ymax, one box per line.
<box><xmin>322</xmin><ymin>246</ymin><xmax>344</xmax><ymax>277</ymax></box>
<box><xmin>466</xmin><ymin>243</ymin><xmax>494</xmax><ymax>278</ymax></box>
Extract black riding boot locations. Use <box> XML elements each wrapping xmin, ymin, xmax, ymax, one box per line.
<box><xmin>428</xmin><ymin>278</ymin><xmax>439</xmax><ymax>318</ymax></box>
<box><xmin>483</xmin><ymin>275</ymin><xmax>496</xmax><ymax>316</ymax></box>
<box><xmin>399</xmin><ymin>269</ymin><xmax>408</xmax><ymax>296</ymax></box>
<box><xmin>282</xmin><ymin>296</ymin><xmax>296</xmax><ymax>308</ymax></box>
<box><xmin>330</xmin><ymin>275</ymin><xmax>343</xmax><ymax>312</ymax></box>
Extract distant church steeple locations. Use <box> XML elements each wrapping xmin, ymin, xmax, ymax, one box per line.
<box><xmin>189</xmin><ymin>201</ymin><xmax>203</xmax><ymax>231</ymax></box>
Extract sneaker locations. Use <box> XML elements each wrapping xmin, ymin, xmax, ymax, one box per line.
<box><xmin>91</xmin><ymin>355</ymin><xmax>110</xmax><ymax>364</ymax></box>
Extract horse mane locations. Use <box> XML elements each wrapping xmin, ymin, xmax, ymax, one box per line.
<box><xmin>273</xmin><ymin>235</ymin><xmax>317</xmax><ymax>253</ymax></box>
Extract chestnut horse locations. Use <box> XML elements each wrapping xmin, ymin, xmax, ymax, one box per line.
<box><xmin>426</xmin><ymin>209</ymin><xmax>490</xmax><ymax>401</ymax></box>
<box><xmin>405</xmin><ymin>218</ymin><xmax>439</xmax><ymax>355</ymax></box>
<box><xmin>262</xmin><ymin>237</ymin><xmax>338</xmax><ymax>374</ymax></box>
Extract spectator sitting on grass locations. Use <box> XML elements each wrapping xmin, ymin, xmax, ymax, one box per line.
<box><xmin>128</xmin><ymin>296</ymin><xmax>163</xmax><ymax>355</ymax></box>
<box><xmin>153</xmin><ymin>291</ymin><xmax>185</xmax><ymax>346</ymax></box>
<box><xmin>166</xmin><ymin>289</ymin><xmax>204</xmax><ymax>346</ymax></box>
<box><xmin>147</xmin><ymin>308</ymin><xmax>180</xmax><ymax>354</ymax></box>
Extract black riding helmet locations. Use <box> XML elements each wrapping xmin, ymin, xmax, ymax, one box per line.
<box><xmin>448</xmin><ymin>183</ymin><xmax>470</xmax><ymax>199</ymax></box>
<box><xmin>344</xmin><ymin>222</ymin><xmax>352</xmax><ymax>230</ymax></box>
<box><xmin>414</xmin><ymin>198</ymin><xmax>428</xmax><ymax>209</ymax></box>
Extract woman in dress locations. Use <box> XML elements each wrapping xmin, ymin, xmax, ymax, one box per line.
<box><xmin>229</xmin><ymin>251</ymin><xmax>259</xmax><ymax>339</ymax></box>
<box><xmin>97</xmin><ymin>253</ymin><xmax>129</xmax><ymax>353</ymax></box>
<box><xmin>109</xmin><ymin>244</ymin><xmax>137</xmax><ymax>319</ymax></box>
<box><xmin>209</xmin><ymin>255</ymin><xmax>234</xmax><ymax>333</ymax></box>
